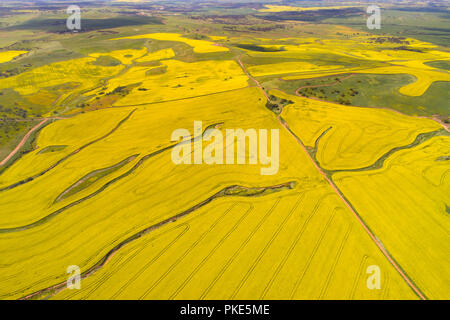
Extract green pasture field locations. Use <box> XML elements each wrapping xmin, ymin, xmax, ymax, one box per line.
<box><xmin>263</xmin><ymin>73</ymin><xmax>450</xmax><ymax>117</ymax></box>
<box><xmin>323</xmin><ymin>8</ymin><xmax>450</xmax><ymax>47</ymax></box>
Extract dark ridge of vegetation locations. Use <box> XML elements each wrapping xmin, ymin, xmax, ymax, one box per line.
<box><xmin>38</xmin><ymin>145</ymin><xmax>68</xmax><ymax>155</ymax></box>
<box><xmin>392</xmin><ymin>46</ymin><xmax>424</xmax><ymax>53</ymax></box>
<box><xmin>394</xmin><ymin>7</ymin><xmax>450</xmax><ymax>13</ymax></box>
<box><xmin>421</xmin><ymin>27</ymin><xmax>450</xmax><ymax>33</ymax></box>
<box><xmin>266</xmin><ymin>100</ymin><xmax>280</xmax><ymax>114</ymax></box>
<box><xmin>106</xmin><ymin>83</ymin><xmax>140</xmax><ymax>97</ymax></box>
<box><xmin>224</xmin><ymin>181</ymin><xmax>296</xmax><ymax>197</ymax></box>
<box><xmin>185</xmin><ymin>33</ymin><xmax>209</xmax><ymax>40</ymax></box>
<box><xmin>369</xmin><ymin>36</ymin><xmax>410</xmax><ymax>45</ymax></box>
<box><xmin>91</xmin><ymin>55</ymin><xmax>122</xmax><ymax>67</ymax></box>
<box><xmin>259</xmin><ymin>8</ymin><xmax>362</xmax><ymax>22</ymax></box>
<box><xmin>248</xmin><ymin>25</ymin><xmax>286</xmax><ymax>32</ymax></box>
<box><xmin>235</xmin><ymin>44</ymin><xmax>285</xmax><ymax>52</ymax></box>
<box><xmin>330</xmin><ymin>129</ymin><xmax>450</xmax><ymax>174</ymax></box>
<box><xmin>55</xmin><ymin>154</ymin><xmax>138</xmax><ymax>203</ymax></box>
<box><xmin>0</xmin><ymin>2</ymin><xmax>106</xmax><ymax>12</ymax></box>
<box><xmin>9</xmin><ymin>17</ymin><xmax>163</xmax><ymax>33</ymax></box>
<box><xmin>311</xmin><ymin>126</ymin><xmax>333</xmax><ymax>161</ymax></box>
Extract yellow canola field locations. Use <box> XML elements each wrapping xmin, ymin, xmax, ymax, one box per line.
<box><xmin>351</xmin><ymin>65</ymin><xmax>450</xmax><ymax>97</ymax></box>
<box><xmin>0</xmin><ymin>108</ymin><xmax>132</xmax><ymax>189</ymax></box>
<box><xmin>209</xmin><ymin>36</ymin><xmax>227</xmax><ymax>41</ymax></box>
<box><xmin>95</xmin><ymin>65</ymin><xmax>159</xmax><ymax>91</ymax></box>
<box><xmin>273</xmin><ymin>90</ymin><xmax>441</xmax><ymax>171</ymax></box>
<box><xmin>282</xmin><ymin>68</ymin><xmax>362</xmax><ymax>81</ymax></box>
<box><xmin>112</xmin><ymin>33</ymin><xmax>229</xmax><ymax>53</ymax></box>
<box><xmin>282</xmin><ymin>63</ymin><xmax>450</xmax><ymax>97</ymax></box>
<box><xmin>240</xmin><ymin>44</ymin><xmax>336</xmax><ymax>59</ymax></box>
<box><xmin>0</xmin><ymin>50</ymin><xmax>27</xmax><ymax>63</ymax></box>
<box><xmin>0</xmin><ymin>88</ymin><xmax>416</xmax><ymax>299</ymax></box>
<box><xmin>52</xmin><ymin>188</ymin><xmax>416</xmax><ymax>300</ymax></box>
<box><xmin>100</xmin><ymin>59</ymin><xmax>249</xmax><ymax>106</ymax></box>
<box><xmin>248</xmin><ymin>61</ymin><xmax>343</xmax><ymax>77</ymax></box>
<box><xmin>0</xmin><ymin>57</ymin><xmax>123</xmax><ymax>96</ymax></box>
<box><xmin>136</xmin><ymin>48</ymin><xmax>175</xmax><ymax>62</ymax></box>
<box><xmin>238</xmin><ymin>36</ymin><xmax>446</xmax><ymax>62</ymax></box>
<box><xmin>89</xmin><ymin>47</ymin><xmax>147</xmax><ymax>65</ymax></box>
<box><xmin>0</xmin><ymin>88</ymin><xmax>306</xmax><ymax>227</ymax></box>
<box><xmin>237</xmin><ymin>36</ymin><xmax>450</xmax><ymax>96</ymax></box>
<box><xmin>334</xmin><ymin>136</ymin><xmax>450</xmax><ymax>299</ymax></box>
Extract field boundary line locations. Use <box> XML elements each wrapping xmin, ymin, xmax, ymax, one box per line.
<box><xmin>230</xmin><ymin>195</ymin><xmax>300</xmax><ymax>299</ymax></box>
<box><xmin>200</xmin><ymin>198</ymin><xmax>281</xmax><ymax>300</ymax></box>
<box><xmin>349</xmin><ymin>255</ymin><xmax>368</xmax><ymax>299</ymax></box>
<box><xmin>290</xmin><ymin>207</ymin><xmax>337</xmax><ymax>299</ymax></box>
<box><xmin>318</xmin><ymin>220</ymin><xmax>352</xmax><ymax>299</ymax></box>
<box><xmin>139</xmin><ymin>203</ymin><xmax>241</xmax><ymax>299</ymax></box>
<box><xmin>169</xmin><ymin>202</ymin><xmax>254</xmax><ymax>300</ymax></box>
<box><xmin>260</xmin><ymin>192</ymin><xmax>317</xmax><ymax>299</ymax></box>
<box><xmin>109</xmin><ymin>224</ymin><xmax>190</xmax><ymax>300</ymax></box>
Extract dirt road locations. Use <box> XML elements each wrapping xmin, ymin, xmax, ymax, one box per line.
<box><xmin>237</xmin><ymin>56</ymin><xmax>270</xmax><ymax>100</ymax></box>
<box><xmin>0</xmin><ymin>118</ymin><xmax>49</xmax><ymax>167</ymax></box>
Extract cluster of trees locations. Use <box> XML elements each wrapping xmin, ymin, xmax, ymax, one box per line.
<box><xmin>0</xmin><ymin>68</ymin><xmax>20</xmax><ymax>78</ymax></box>
<box><xmin>0</xmin><ymin>63</ymin><xmax>31</xmax><ymax>79</ymax></box>
<box><xmin>0</xmin><ymin>104</ymin><xmax>28</xmax><ymax>118</ymax></box>
<box><xmin>0</xmin><ymin>121</ymin><xmax>23</xmax><ymax>142</ymax></box>
<box><xmin>370</xmin><ymin>36</ymin><xmax>410</xmax><ymax>45</ymax></box>
<box><xmin>299</xmin><ymin>85</ymin><xmax>358</xmax><ymax>106</ymax></box>
<box><xmin>266</xmin><ymin>95</ymin><xmax>293</xmax><ymax>114</ymax></box>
